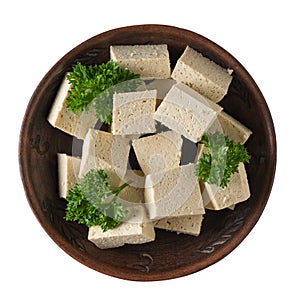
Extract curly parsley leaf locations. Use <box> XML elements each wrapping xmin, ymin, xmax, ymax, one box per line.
<box><xmin>196</xmin><ymin>132</ymin><xmax>250</xmax><ymax>188</ymax></box>
<box><xmin>65</xmin><ymin>169</ymin><xmax>128</xmax><ymax>231</ymax></box>
<box><xmin>66</xmin><ymin>61</ymin><xmax>141</xmax><ymax>124</ymax></box>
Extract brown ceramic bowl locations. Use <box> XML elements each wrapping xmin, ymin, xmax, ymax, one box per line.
<box><xmin>19</xmin><ymin>24</ymin><xmax>276</xmax><ymax>281</ymax></box>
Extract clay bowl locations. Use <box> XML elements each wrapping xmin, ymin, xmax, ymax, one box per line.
<box><xmin>19</xmin><ymin>24</ymin><xmax>276</xmax><ymax>281</ymax></box>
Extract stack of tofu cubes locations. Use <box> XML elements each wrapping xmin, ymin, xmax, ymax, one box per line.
<box><xmin>49</xmin><ymin>44</ymin><xmax>252</xmax><ymax>249</ymax></box>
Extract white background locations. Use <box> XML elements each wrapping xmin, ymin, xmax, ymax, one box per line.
<box><xmin>1</xmin><ymin>0</ymin><xmax>299</xmax><ymax>299</ymax></box>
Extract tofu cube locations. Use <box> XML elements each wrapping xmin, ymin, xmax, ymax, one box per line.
<box><xmin>47</xmin><ymin>75</ymin><xmax>98</xmax><ymax>139</ymax></box>
<box><xmin>155</xmin><ymin>214</ymin><xmax>204</xmax><ymax>236</ymax></box>
<box><xmin>88</xmin><ymin>207</ymin><xmax>155</xmax><ymax>249</ymax></box>
<box><xmin>144</xmin><ymin>164</ymin><xmax>205</xmax><ymax>220</ymax></box>
<box><xmin>79</xmin><ymin>129</ymin><xmax>131</xmax><ymax>187</ymax></box>
<box><xmin>154</xmin><ymin>82</ymin><xmax>222</xmax><ymax>143</ymax></box>
<box><xmin>110</xmin><ymin>44</ymin><xmax>171</xmax><ymax>78</ymax></box>
<box><xmin>203</xmin><ymin>163</ymin><xmax>251</xmax><ymax>210</ymax></box>
<box><xmin>208</xmin><ymin>111</ymin><xmax>252</xmax><ymax>144</ymax></box>
<box><xmin>112</xmin><ymin>90</ymin><xmax>157</xmax><ymax>135</ymax></box>
<box><xmin>132</xmin><ymin>130</ymin><xmax>183</xmax><ymax>175</ymax></box>
<box><xmin>57</xmin><ymin>153</ymin><xmax>81</xmax><ymax>198</ymax></box>
<box><xmin>171</xmin><ymin>46</ymin><xmax>233</xmax><ymax>103</ymax></box>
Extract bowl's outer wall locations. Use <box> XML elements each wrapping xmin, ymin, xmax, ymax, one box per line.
<box><xmin>19</xmin><ymin>25</ymin><xmax>276</xmax><ymax>281</ymax></box>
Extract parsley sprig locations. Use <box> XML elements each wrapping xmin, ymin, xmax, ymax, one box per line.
<box><xmin>196</xmin><ymin>133</ymin><xmax>250</xmax><ymax>188</ymax></box>
<box><xmin>66</xmin><ymin>61</ymin><xmax>140</xmax><ymax>124</ymax></box>
<box><xmin>65</xmin><ymin>169</ymin><xmax>128</xmax><ymax>231</ymax></box>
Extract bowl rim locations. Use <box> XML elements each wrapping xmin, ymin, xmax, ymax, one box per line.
<box><xmin>19</xmin><ymin>24</ymin><xmax>277</xmax><ymax>281</ymax></box>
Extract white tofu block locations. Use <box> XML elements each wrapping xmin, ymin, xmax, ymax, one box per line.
<box><xmin>144</xmin><ymin>164</ymin><xmax>205</xmax><ymax>220</ymax></box>
<box><xmin>57</xmin><ymin>153</ymin><xmax>81</xmax><ymax>198</ymax></box>
<box><xmin>171</xmin><ymin>46</ymin><xmax>233</xmax><ymax>103</ymax></box>
<box><xmin>203</xmin><ymin>163</ymin><xmax>251</xmax><ymax>210</ymax></box>
<box><xmin>110</xmin><ymin>44</ymin><xmax>171</xmax><ymax>78</ymax></box>
<box><xmin>79</xmin><ymin>129</ymin><xmax>131</xmax><ymax>187</ymax></box>
<box><xmin>155</xmin><ymin>214</ymin><xmax>204</xmax><ymax>236</ymax></box>
<box><xmin>208</xmin><ymin>111</ymin><xmax>252</xmax><ymax>144</ymax></box>
<box><xmin>132</xmin><ymin>130</ymin><xmax>182</xmax><ymax>175</ymax></box>
<box><xmin>47</xmin><ymin>75</ymin><xmax>98</xmax><ymax>139</ymax></box>
<box><xmin>111</xmin><ymin>90</ymin><xmax>157</xmax><ymax>135</ymax></box>
<box><xmin>88</xmin><ymin>207</ymin><xmax>155</xmax><ymax>249</ymax></box>
<box><xmin>154</xmin><ymin>82</ymin><xmax>222</xmax><ymax>143</ymax></box>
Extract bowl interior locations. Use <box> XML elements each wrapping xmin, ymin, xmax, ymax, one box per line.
<box><xmin>19</xmin><ymin>25</ymin><xmax>276</xmax><ymax>281</ymax></box>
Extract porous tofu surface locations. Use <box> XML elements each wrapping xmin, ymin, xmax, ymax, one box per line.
<box><xmin>144</xmin><ymin>163</ymin><xmax>205</xmax><ymax>220</ymax></box>
<box><xmin>112</xmin><ymin>90</ymin><xmax>157</xmax><ymax>135</ymax></box>
<box><xmin>203</xmin><ymin>163</ymin><xmax>250</xmax><ymax>210</ymax></box>
<box><xmin>47</xmin><ymin>75</ymin><xmax>98</xmax><ymax>139</ymax></box>
<box><xmin>57</xmin><ymin>153</ymin><xmax>81</xmax><ymax>198</ymax></box>
<box><xmin>208</xmin><ymin>111</ymin><xmax>252</xmax><ymax>144</ymax></box>
<box><xmin>155</xmin><ymin>214</ymin><xmax>204</xmax><ymax>236</ymax></box>
<box><xmin>171</xmin><ymin>46</ymin><xmax>233</xmax><ymax>103</ymax></box>
<box><xmin>110</xmin><ymin>44</ymin><xmax>171</xmax><ymax>78</ymax></box>
<box><xmin>154</xmin><ymin>82</ymin><xmax>222</xmax><ymax>143</ymax></box>
<box><xmin>132</xmin><ymin>130</ymin><xmax>182</xmax><ymax>175</ymax></box>
<box><xmin>79</xmin><ymin>129</ymin><xmax>131</xmax><ymax>187</ymax></box>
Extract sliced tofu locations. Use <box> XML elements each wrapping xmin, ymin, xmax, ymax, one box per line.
<box><xmin>208</xmin><ymin>111</ymin><xmax>252</xmax><ymax>144</ymax></box>
<box><xmin>88</xmin><ymin>207</ymin><xmax>155</xmax><ymax>249</ymax></box>
<box><xmin>203</xmin><ymin>163</ymin><xmax>250</xmax><ymax>210</ymax></box>
<box><xmin>47</xmin><ymin>75</ymin><xmax>98</xmax><ymax>139</ymax></box>
<box><xmin>154</xmin><ymin>82</ymin><xmax>222</xmax><ymax>143</ymax></box>
<box><xmin>110</xmin><ymin>44</ymin><xmax>171</xmax><ymax>78</ymax></box>
<box><xmin>79</xmin><ymin>129</ymin><xmax>131</xmax><ymax>187</ymax></box>
<box><xmin>57</xmin><ymin>153</ymin><xmax>81</xmax><ymax>198</ymax></box>
<box><xmin>171</xmin><ymin>46</ymin><xmax>233</xmax><ymax>103</ymax></box>
<box><xmin>155</xmin><ymin>214</ymin><xmax>204</xmax><ymax>236</ymax></box>
<box><xmin>144</xmin><ymin>163</ymin><xmax>205</xmax><ymax>220</ymax></box>
<box><xmin>132</xmin><ymin>130</ymin><xmax>182</xmax><ymax>175</ymax></box>
<box><xmin>111</xmin><ymin>90</ymin><xmax>157</xmax><ymax>135</ymax></box>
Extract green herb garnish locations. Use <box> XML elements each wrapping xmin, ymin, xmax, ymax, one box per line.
<box><xmin>196</xmin><ymin>132</ymin><xmax>250</xmax><ymax>188</ymax></box>
<box><xmin>65</xmin><ymin>169</ymin><xmax>128</xmax><ymax>231</ymax></box>
<box><xmin>66</xmin><ymin>61</ymin><xmax>140</xmax><ymax>124</ymax></box>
